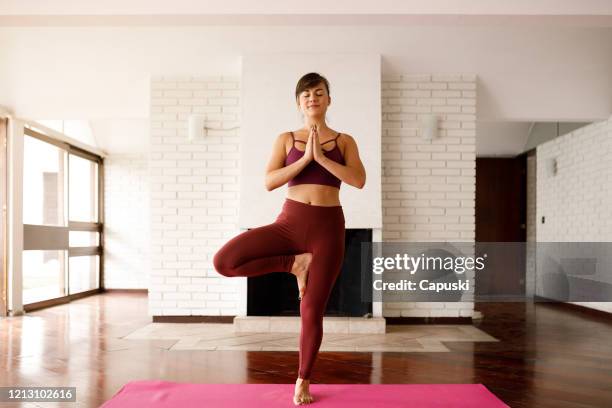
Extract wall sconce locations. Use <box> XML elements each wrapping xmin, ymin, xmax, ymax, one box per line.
<box><xmin>419</xmin><ymin>114</ymin><xmax>438</xmax><ymax>141</ymax></box>
<box><xmin>188</xmin><ymin>114</ymin><xmax>206</xmax><ymax>142</ymax></box>
<box><xmin>545</xmin><ymin>157</ymin><xmax>557</xmax><ymax>177</ymax></box>
<box><xmin>187</xmin><ymin>114</ymin><xmax>240</xmax><ymax>142</ymax></box>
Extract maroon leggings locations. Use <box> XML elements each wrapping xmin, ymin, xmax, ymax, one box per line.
<box><xmin>213</xmin><ymin>198</ymin><xmax>346</xmax><ymax>380</ymax></box>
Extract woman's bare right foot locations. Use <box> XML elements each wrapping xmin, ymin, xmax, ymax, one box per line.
<box><xmin>293</xmin><ymin>377</ymin><xmax>313</xmax><ymax>405</ymax></box>
<box><xmin>290</xmin><ymin>253</ymin><xmax>312</xmax><ymax>300</ymax></box>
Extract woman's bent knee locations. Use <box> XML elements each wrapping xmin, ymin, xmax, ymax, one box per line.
<box><xmin>213</xmin><ymin>250</ymin><xmax>234</xmax><ymax>277</ymax></box>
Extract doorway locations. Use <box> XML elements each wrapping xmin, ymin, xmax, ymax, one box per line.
<box><xmin>475</xmin><ymin>155</ymin><xmax>528</xmax><ymax>301</ymax></box>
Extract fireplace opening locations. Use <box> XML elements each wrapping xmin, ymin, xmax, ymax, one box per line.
<box><xmin>247</xmin><ymin>229</ymin><xmax>373</xmax><ymax>317</ymax></box>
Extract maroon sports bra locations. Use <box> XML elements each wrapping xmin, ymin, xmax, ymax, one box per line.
<box><xmin>284</xmin><ymin>131</ymin><xmax>345</xmax><ymax>189</ymax></box>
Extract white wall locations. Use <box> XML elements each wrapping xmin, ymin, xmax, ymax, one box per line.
<box><xmin>104</xmin><ymin>154</ymin><xmax>150</xmax><ymax>289</ymax></box>
<box><xmin>239</xmin><ymin>53</ymin><xmax>381</xmax><ymax>229</ymax></box>
<box><xmin>3</xmin><ymin>21</ymin><xmax>608</xmax><ymax>317</ymax></box>
<box><xmin>148</xmin><ymin>72</ymin><xmax>477</xmax><ymax>318</ymax></box>
<box><xmin>537</xmin><ymin>117</ymin><xmax>612</xmax><ymax>313</ymax></box>
<box><xmin>1</xmin><ymin>25</ymin><xmax>610</xmax><ymax>125</ymax></box>
<box><xmin>6</xmin><ymin>119</ymin><xmax>24</xmax><ymax>314</ymax></box>
<box><xmin>90</xmin><ymin>119</ymin><xmax>150</xmax><ymax>155</ymax></box>
<box><xmin>476</xmin><ymin>122</ymin><xmax>531</xmax><ymax>157</ymax></box>
<box><xmin>524</xmin><ymin>123</ymin><xmax>592</xmax><ymax>151</ymax></box>
<box><xmin>526</xmin><ymin>153</ymin><xmax>537</xmax><ymax>298</ymax></box>
<box><xmin>148</xmin><ymin>75</ymin><xmax>242</xmax><ymax>316</ymax></box>
<box><xmin>380</xmin><ymin>73</ymin><xmax>476</xmax><ymax>318</ymax></box>
<box><xmin>2</xmin><ymin>0</ymin><xmax>611</xmax><ymax>16</ymax></box>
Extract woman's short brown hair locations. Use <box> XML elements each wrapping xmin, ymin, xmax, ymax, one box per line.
<box><xmin>295</xmin><ymin>72</ymin><xmax>330</xmax><ymax>102</ymax></box>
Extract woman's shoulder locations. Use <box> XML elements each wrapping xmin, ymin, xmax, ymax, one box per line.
<box><xmin>336</xmin><ymin>132</ymin><xmax>356</xmax><ymax>147</ymax></box>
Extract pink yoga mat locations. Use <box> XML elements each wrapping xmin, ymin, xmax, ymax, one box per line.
<box><xmin>100</xmin><ymin>380</ymin><xmax>510</xmax><ymax>407</ymax></box>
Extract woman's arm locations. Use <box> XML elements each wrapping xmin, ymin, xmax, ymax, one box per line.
<box><xmin>315</xmin><ymin>133</ymin><xmax>366</xmax><ymax>189</ymax></box>
<box><xmin>264</xmin><ymin>132</ymin><xmax>311</xmax><ymax>191</ymax></box>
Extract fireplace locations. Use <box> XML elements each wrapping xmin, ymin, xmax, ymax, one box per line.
<box><xmin>247</xmin><ymin>229</ymin><xmax>373</xmax><ymax>317</ymax></box>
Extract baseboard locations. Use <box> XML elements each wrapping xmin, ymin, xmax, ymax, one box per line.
<box><xmin>24</xmin><ymin>288</ymin><xmax>103</xmax><ymax>312</ymax></box>
<box><xmin>385</xmin><ymin>316</ymin><xmax>473</xmax><ymax>325</ymax></box>
<box><xmin>151</xmin><ymin>315</ymin><xmax>473</xmax><ymax>325</ymax></box>
<box><xmin>534</xmin><ymin>295</ymin><xmax>612</xmax><ymax>321</ymax></box>
<box><xmin>103</xmin><ymin>288</ymin><xmax>148</xmax><ymax>294</ymax></box>
<box><xmin>152</xmin><ymin>315</ymin><xmax>235</xmax><ymax>323</ymax></box>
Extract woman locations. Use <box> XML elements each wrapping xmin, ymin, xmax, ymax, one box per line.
<box><xmin>213</xmin><ymin>72</ymin><xmax>366</xmax><ymax>405</ymax></box>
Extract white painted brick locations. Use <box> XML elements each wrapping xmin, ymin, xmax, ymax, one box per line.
<box><xmin>190</xmin><ymin>308</ymin><xmax>222</xmax><ymax>315</ymax></box>
<box><xmin>192</xmin><ymin>105</ymin><xmax>222</xmax><ymax>112</ymax></box>
<box><xmin>148</xmin><ymin>74</ymin><xmax>477</xmax><ymax>319</ymax></box>
<box><xmin>164</xmin><ymin>90</ymin><xmax>193</xmax><ymax>98</ymax></box>
<box><xmin>383</xmin><ymin>309</ymin><xmax>401</xmax><ymax>317</ymax></box>
<box><xmin>161</xmin><ymin>308</ymin><xmax>191</xmax><ymax>316</ymax></box>
<box><xmin>177</xmin><ymin>269</ymin><xmax>207</xmax><ymax>277</ymax></box>
<box><xmin>105</xmin><ymin>154</ymin><xmax>150</xmax><ymax>290</ymax></box>
<box><xmin>151</xmin><ymin>98</ymin><xmax>178</xmax><ymax>106</ymax></box>
<box><xmin>176</xmin><ymin>81</ymin><xmax>206</xmax><ymax>90</ymax></box>
<box><xmin>164</xmin><ymin>292</ymin><xmax>191</xmax><ymax>300</ymax></box>
<box><xmin>433</xmin><ymin>89</ymin><xmax>462</xmax><ymax>98</ymax></box>
<box><xmin>151</xmin><ymin>82</ymin><xmax>178</xmax><ymax>90</ymax></box>
<box><xmin>417</xmin><ymin>98</ymin><xmax>445</xmax><ymax>106</ymax></box>
<box><xmin>432</xmin><ymin>74</ymin><xmax>462</xmax><ymax>82</ymax></box>
<box><xmin>192</xmin><ymin>76</ymin><xmax>223</xmax><ymax>82</ymax></box>
<box><xmin>193</xmin><ymin>293</ymin><xmax>221</xmax><ymax>301</ymax></box>
<box><xmin>399</xmin><ymin>309</ymin><xmax>430</xmax><ymax>317</ymax></box>
<box><xmin>419</xmin><ymin>82</ymin><xmax>447</xmax><ymax>90</ymax></box>
<box><xmin>447</xmin><ymin>98</ymin><xmax>476</xmax><ymax>106</ymax></box>
<box><xmin>148</xmin><ymin>77</ymin><xmax>243</xmax><ymax>317</ymax></box>
<box><xmin>537</xmin><ymin>118</ymin><xmax>612</xmax><ymax>244</ymax></box>
<box><xmin>381</xmin><ymin>73</ymin><xmax>476</xmax><ymax>317</ymax></box>
<box><xmin>449</xmin><ymin>82</ymin><xmax>477</xmax><ymax>90</ymax></box>
<box><xmin>207</xmin><ymin>301</ymin><xmax>237</xmax><ymax>308</ymax></box>
<box><xmin>208</xmin><ymin>82</ymin><xmax>237</xmax><ymax>90</ymax></box>
<box><xmin>388</xmin><ymin>82</ymin><xmax>418</xmax><ymax>89</ymax></box>
<box><xmin>431</xmin><ymin>308</ymin><xmax>459</xmax><ymax>317</ymax></box>
<box><xmin>401</xmin><ymin>74</ymin><xmax>431</xmax><ymax>82</ymax></box>
<box><xmin>444</xmin><ymin>302</ymin><xmax>475</xmax><ymax>309</ymax></box>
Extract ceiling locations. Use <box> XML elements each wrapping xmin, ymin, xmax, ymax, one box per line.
<box><xmin>1</xmin><ymin>1</ymin><xmax>609</xmax><ymax>155</ymax></box>
<box><xmin>1</xmin><ymin>0</ymin><xmax>612</xmax><ymax>26</ymax></box>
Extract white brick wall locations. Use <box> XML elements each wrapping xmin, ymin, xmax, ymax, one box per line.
<box><xmin>537</xmin><ymin>116</ymin><xmax>612</xmax><ymax>314</ymax></box>
<box><xmin>149</xmin><ymin>75</ymin><xmax>242</xmax><ymax>316</ymax></box>
<box><xmin>526</xmin><ymin>153</ymin><xmax>537</xmax><ymax>297</ymax></box>
<box><xmin>380</xmin><ymin>74</ymin><xmax>477</xmax><ymax>318</ymax></box>
<box><xmin>148</xmin><ymin>73</ymin><xmax>477</xmax><ymax>318</ymax></box>
<box><xmin>104</xmin><ymin>154</ymin><xmax>150</xmax><ymax>289</ymax></box>
<box><xmin>537</xmin><ymin>118</ymin><xmax>612</xmax><ymax>242</ymax></box>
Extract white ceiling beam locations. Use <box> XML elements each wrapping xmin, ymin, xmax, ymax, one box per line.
<box><xmin>1</xmin><ymin>0</ymin><xmax>612</xmax><ymax>17</ymax></box>
<box><xmin>1</xmin><ymin>14</ymin><xmax>612</xmax><ymax>27</ymax></box>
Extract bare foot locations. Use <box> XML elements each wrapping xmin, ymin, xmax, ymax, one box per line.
<box><xmin>293</xmin><ymin>377</ymin><xmax>313</xmax><ymax>405</ymax></box>
<box><xmin>290</xmin><ymin>253</ymin><xmax>312</xmax><ymax>300</ymax></box>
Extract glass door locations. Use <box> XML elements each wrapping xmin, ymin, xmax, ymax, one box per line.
<box><xmin>22</xmin><ymin>133</ymin><xmax>68</xmax><ymax>304</ymax></box>
<box><xmin>22</xmin><ymin>126</ymin><xmax>103</xmax><ymax>309</ymax></box>
<box><xmin>68</xmin><ymin>153</ymin><xmax>101</xmax><ymax>294</ymax></box>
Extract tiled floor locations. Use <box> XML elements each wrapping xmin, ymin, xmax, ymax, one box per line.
<box><xmin>122</xmin><ymin>322</ymin><xmax>499</xmax><ymax>352</ymax></box>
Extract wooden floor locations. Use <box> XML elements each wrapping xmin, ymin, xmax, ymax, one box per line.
<box><xmin>1</xmin><ymin>293</ymin><xmax>611</xmax><ymax>407</ymax></box>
